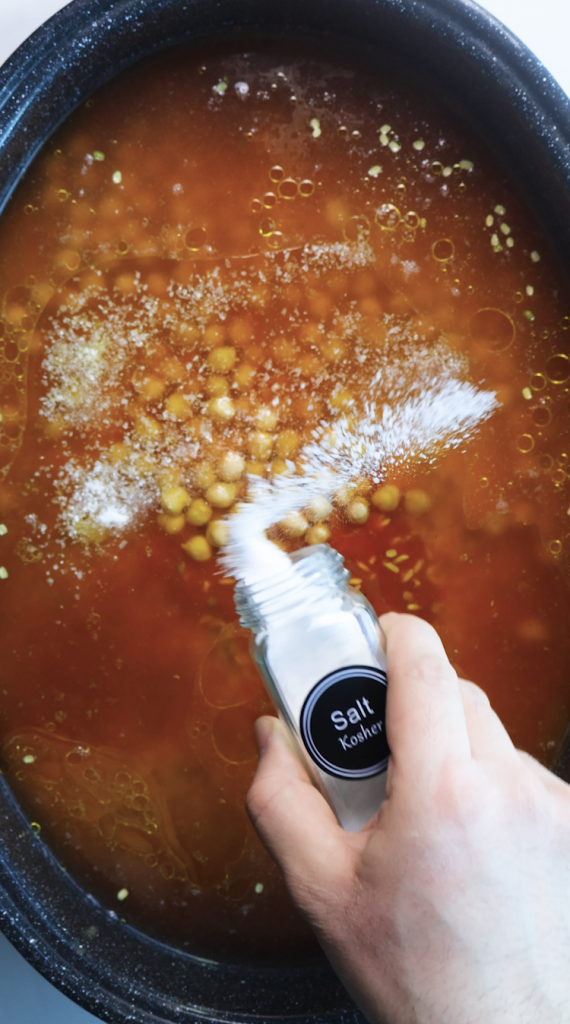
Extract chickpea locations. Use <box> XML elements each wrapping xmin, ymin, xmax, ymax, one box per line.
<box><xmin>272</xmin><ymin>338</ymin><xmax>297</xmax><ymax>365</ymax></box>
<box><xmin>233</xmin><ymin>363</ymin><xmax>257</xmax><ymax>390</ymax></box>
<box><xmin>134</xmin><ymin>414</ymin><xmax>162</xmax><ymax>440</ymax></box>
<box><xmin>206</xmin><ymin>519</ymin><xmax>230</xmax><ymax>547</ymax></box>
<box><xmin>161</xmin><ymin>486</ymin><xmax>191</xmax><ymax>516</ymax></box>
<box><xmin>359</xmin><ymin>296</ymin><xmax>383</xmax><ymax>317</ymax></box>
<box><xmin>299</xmin><ymin>353</ymin><xmax>322</xmax><ymax>376</ymax></box>
<box><xmin>246</xmin><ymin>461</ymin><xmax>265</xmax><ymax>476</ymax></box>
<box><xmin>228</xmin><ymin>318</ymin><xmax>253</xmax><ymax>345</ymax></box>
<box><xmin>293</xmin><ymin>395</ymin><xmax>323</xmax><ymax>420</ymax></box>
<box><xmin>160</xmin><ymin>357</ymin><xmax>185</xmax><ymax>382</ymax></box>
<box><xmin>329</xmin><ymin>387</ymin><xmax>354</xmax><ymax>410</ymax></box>
<box><xmin>175</xmin><ymin>321</ymin><xmax>201</xmax><ymax>348</ymax></box>
<box><xmin>205</xmin><ymin>482</ymin><xmax>237</xmax><ymax>508</ymax></box>
<box><xmin>207</xmin><ymin>396</ymin><xmax>236</xmax><ymax>422</ymax></box>
<box><xmin>372</xmin><ymin>484</ymin><xmax>401</xmax><ymax>512</ymax></box>
<box><xmin>207</xmin><ymin>346</ymin><xmax>236</xmax><ymax>373</ymax></box>
<box><xmin>193</xmin><ymin>461</ymin><xmax>215</xmax><ymax>489</ymax></box>
<box><xmin>279</xmin><ymin>511</ymin><xmax>309</xmax><ymax>537</ymax></box>
<box><xmin>43</xmin><ymin>419</ymin><xmax>66</xmax><ymax>440</ymax></box>
<box><xmin>335</xmin><ymin>484</ymin><xmax>356</xmax><ymax>506</ymax></box>
<box><xmin>275</xmin><ymin>428</ymin><xmax>299</xmax><ymax>458</ymax></box>
<box><xmin>404</xmin><ymin>489</ymin><xmax>432</xmax><ymax>516</ymax></box>
<box><xmin>309</xmin><ymin>291</ymin><xmax>333</xmax><ymax>320</ymax></box>
<box><xmin>133</xmin><ymin>373</ymin><xmax>165</xmax><ymax>401</ymax></box>
<box><xmin>306</xmin><ymin>523</ymin><xmax>331</xmax><ymax>545</ymax></box>
<box><xmin>181</xmin><ymin>536</ymin><xmax>212</xmax><ymax>561</ymax></box>
<box><xmin>186</xmin><ymin>498</ymin><xmax>212</xmax><ymax>526</ymax></box>
<box><xmin>299</xmin><ymin>322</ymin><xmax>323</xmax><ymax>346</ymax></box>
<box><xmin>205</xmin><ymin>375</ymin><xmax>229</xmax><ymax>398</ymax></box>
<box><xmin>157</xmin><ymin>512</ymin><xmax>186</xmax><ymax>534</ymax></box>
<box><xmin>320</xmin><ymin>336</ymin><xmax>346</xmax><ymax>362</ymax></box>
<box><xmin>306</xmin><ymin>496</ymin><xmax>332</xmax><ymax>521</ymax></box>
<box><xmin>115</xmin><ymin>272</ymin><xmax>137</xmax><ymax>295</ymax></box>
<box><xmin>165</xmin><ymin>391</ymin><xmax>191</xmax><ymax>420</ymax></box>
<box><xmin>254</xmin><ymin>405</ymin><xmax>279</xmax><ymax>431</ymax></box>
<box><xmin>203</xmin><ymin>323</ymin><xmax>226</xmax><ymax>348</ymax></box>
<box><xmin>218</xmin><ymin>451</ymin><xmax>245</xmax><ymax>482</ymax></box>
<box><xmin>347</xmin><ymin>498</ymin><xmax>370</xmax><ymax>524</ymax></box>
<box><xmin>109</xmin><ymin>442</ymin><xmax>130</xmax><ymax>463</ymax></box>
<box><xmin>247</xmin><ymin>431</ymin><xmax>274</xmax><ymax>460</ymax></box>
<box><xmin>271</xmin><ymin>459</ymin><xmax>290</xmax><ymax>476</ymax></box>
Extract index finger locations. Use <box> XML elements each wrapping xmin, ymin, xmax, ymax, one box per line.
<box><xmin>380</xmin><ymin>612</ymin><xmax>471</xmax><ymax>782</ymax></box>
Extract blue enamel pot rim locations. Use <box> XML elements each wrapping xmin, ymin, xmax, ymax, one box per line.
<box><xmin>1</xmin><ymin>1</ymin><xmax>570</xmax><ymax>1023</ymax></box>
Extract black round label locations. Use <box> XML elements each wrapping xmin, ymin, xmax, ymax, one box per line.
<box><xmin>300</xmin><ymin>665</ymin><xmax>390</xmax><ymax>780</ymax></box>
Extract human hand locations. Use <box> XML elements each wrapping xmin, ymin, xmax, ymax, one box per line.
<box><xmin>247</xmin><ymin>612</ymin><xmax>570</xmax><ymax>1024</ymax></box>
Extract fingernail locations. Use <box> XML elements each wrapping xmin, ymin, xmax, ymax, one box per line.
<box><xmin>254</xmin><ymin>716</ymin><xmax>276</xmax><ymax>755</ymax></box>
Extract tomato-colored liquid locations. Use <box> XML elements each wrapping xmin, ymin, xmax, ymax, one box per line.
<box><xmin>0</xmin><ymin>38</ymin><xmax>569</xmax><ymax>961</ymax></box>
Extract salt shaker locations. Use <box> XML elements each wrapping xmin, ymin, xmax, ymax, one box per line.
<box><xmin>234</xmin><ymin>543</ymin><xmax>390</xmax><ymax>831</ymax></box>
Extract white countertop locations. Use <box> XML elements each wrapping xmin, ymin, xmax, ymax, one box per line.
<box><xmin>0</xmin><ymin>1</ymin><xmax>569</xmax><ymax>1022</ymax></box>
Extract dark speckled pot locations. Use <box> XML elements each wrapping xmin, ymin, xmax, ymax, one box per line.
<box><xmin>1</xmin><ymin>1</ymin><xmax>570</xmax><ymax>1022</ymax></box>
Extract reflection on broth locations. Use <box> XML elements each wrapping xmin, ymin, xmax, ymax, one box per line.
<box><xmin>0</xmin><ymin>38</ymin><xmax>570</xmax><ymax>960</ymax></box>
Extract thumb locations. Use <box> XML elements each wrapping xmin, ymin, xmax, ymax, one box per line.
<box><xmin>247</xmin><ymin>716</ymin><xmax>352</xmax><ymax>902</ymax></box>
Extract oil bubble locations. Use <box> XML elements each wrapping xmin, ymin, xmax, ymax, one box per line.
<box><xmin>343</xmin><ymin>214</ymin><xmax>370</xmax><ymax>242</ymax></box>
<box><xmin>532</xmin><ymin>406</ymin><xmax>552</xmax><ymax>427</ymax></box>
<box><xmin>516</xmin><ymin>434</ymin><xmax>534</xmax><ymax>453</ymax></box>
<box><xmin>262</xmin><ymin>192</ymin><xmax>277</xmax><ymax>208</ymax></box>
<box><xmin>405</xmin><ymin>211</ymin><xmax>420</xmax><ymax>229</ymax></box>
<box><xmin>266</xmin><ymin>232</ymin><xmax>283</xmax><ymax>249</ymax></box>
<box><xmin>298</xmin><ymin>179</ymin><xmax>315</xmax><ymax>197</ymax></box>
<box><xmin>539</xmin><ymin>454</ymin><xmax>554</xmax><ymax>470</ymax></box>
<box><xmin>30</xmin><ymin>822</ymin><xmax>41</xmax><ymax>835</ymax></box>
<box><xmin>269</xmin><ymin>166</ymin><xmax>284</xmax><ymax>182</ymax></box>
<box><xmin>278</xmin><ymin>178</ymin><xmax>298</xmax><ymax>200</ymax></box>
<box><xmin>432</xmin><ymin>239</ymin><xmax>455</xmax><ymax>262</ymax></box>
<box><xmin>546</xmin><ymin>353</ymin><xmax>570</xmax><ymax>384</ymax></box>
<box><xmin>530</xmin><ymin>373</ymin><xmax>546</xmax><ymax>391</ymax></box>
<box><xmin>514</xmin><ymin>291</ymin><xmax>524</xmax><ymax>303</ymax></box>
<box><xmin>469</xmin><ymin>308</ymin><xmax>515</xmax><ymax>352</ymax></box>
<box><xmin>375</xmin><ymin>204</ymin><xmax>401</xmax><ymax>231</ymax></box>
<box><xmin>431</xmin><ymin>161</ymin><xmax>444</xmax><ymax>175</ymax></box>
<box><xmin>480</xmin><ymin>477</ymin><xmax>489</xmax><ymax>488</ymax></box>
<box><xmin>259</xmin><ymin>218</ymin><xmax>275</xmax><ymax>237</ymax></box>
<box><xmin>552</xmin><ymin>469</ymin><xmax>566</xmax><ymax>485</ymax></box>
<box><xmin>561</xmin><ymin>316</ymin><xmax>570</xmax><ymax>330</ymax></box>
<box><xmin>549</xmin><ymin>540</ymin><xmax>563</xmax><ymax>556</ymax></box>
<box><xmin>250</xmin><ymin>199</ymin><xmax>263</xmax><ymax>214</ymax></box>
<box><xmin>185</xmin><ymin>227</ymin><xmax>206</xmax><ymax>251</ymax></box>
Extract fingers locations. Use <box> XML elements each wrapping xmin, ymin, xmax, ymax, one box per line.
<box><xmin>458</xmin><ymin>678</ymin><xmax>516</xmax><ymax>762</ymax></box>
<box><xmin>247</xmin><ymin>716</ymin><xmax>352</xmax><ymax>899</ymax></box>
<box><xmin>381</xmin><ymin>613</ymin><xmax>471</xmax><ymax>781</ymax></box>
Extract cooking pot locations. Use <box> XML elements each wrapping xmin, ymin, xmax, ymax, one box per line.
<box><xmin>1</xmin><ymin>1</ymin><xmax>570</xmax><ymax>1021</ymax></box>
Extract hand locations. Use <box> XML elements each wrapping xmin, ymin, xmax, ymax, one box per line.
<box><xmin>247</xmin><ymin>612</ymin><xmax>570</xmax><ymax>1024</ymax></box>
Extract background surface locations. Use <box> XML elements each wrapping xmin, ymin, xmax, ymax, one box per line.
<box><xmin>0</xmin><ymin>0</ymin><xmax>569</xmax><ymax>1022</ymax></box>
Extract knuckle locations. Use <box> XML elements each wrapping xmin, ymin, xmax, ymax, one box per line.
<box><xmin>459</xmin><ymin>678</ymin><xmax>491</xmax><ymax>710</ymax></box>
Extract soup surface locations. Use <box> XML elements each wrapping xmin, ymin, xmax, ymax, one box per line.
<box><xmin>0</xmin><ymin>38</ymin><xmax>570</xmax><ymax>961</ymax></box>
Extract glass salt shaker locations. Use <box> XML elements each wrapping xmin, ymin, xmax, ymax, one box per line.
<box><xmin>234</xmin><ymin>543</ymin><xmax>390</xmax><ymax>831</ymax></box>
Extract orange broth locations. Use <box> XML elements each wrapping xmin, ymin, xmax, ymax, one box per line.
<box><xmin>0</xmin><ymin>38</ymin><xmax>570</xmax><ymax>961</ymax></box>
